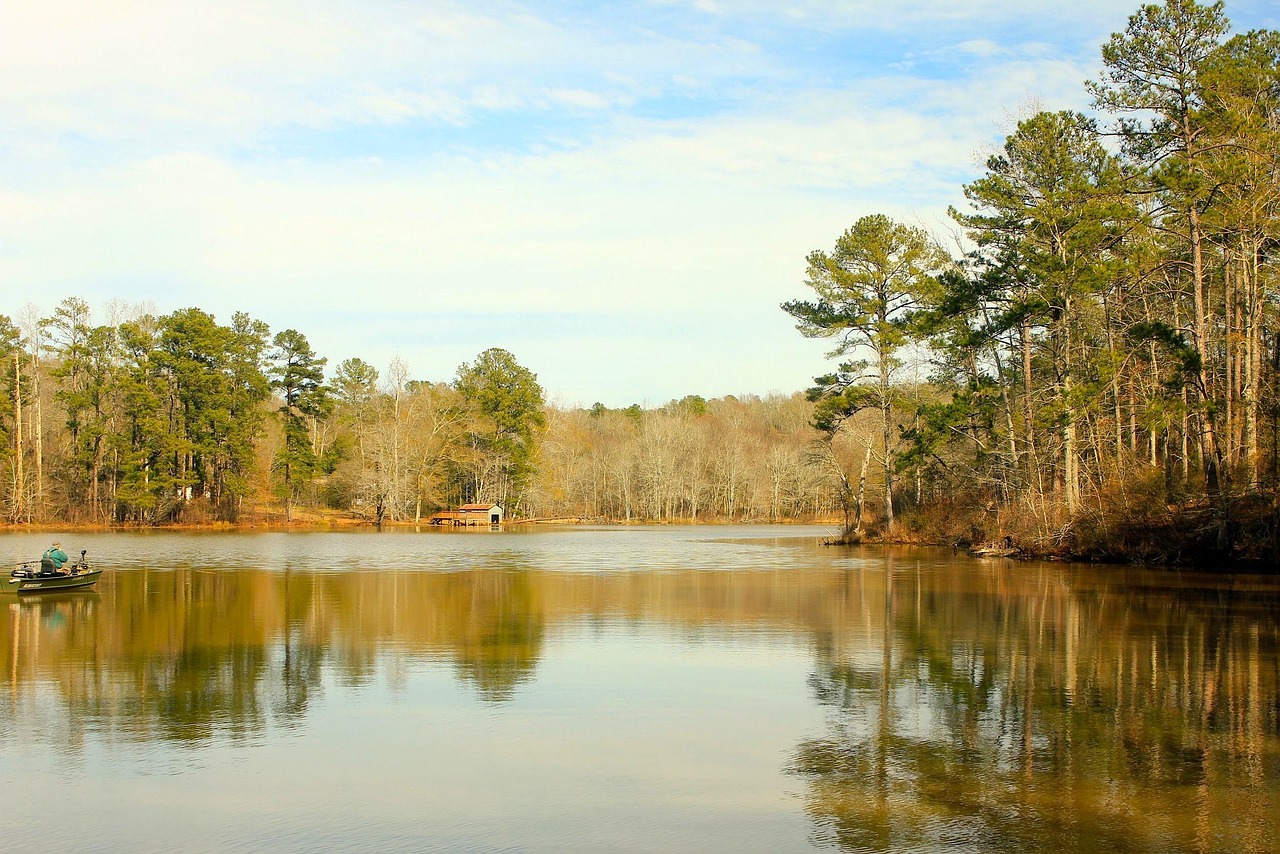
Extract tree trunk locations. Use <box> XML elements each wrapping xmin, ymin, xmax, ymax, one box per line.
<box><xmin>1064</xmin><ymin>391</ymin><xmax>1080</xmax><ymax>514</ymax></box>
<box><xmin>284</xmin><ymin>458</ymin><xmax>293</xmax><ymax>522</ymax></box>
<box><xmin>1243</xmin><ymin>234</ymin><xmax>1262</xmax><ymax>487</ymax></box>
<box><xmin>1190</xmin><ymin>200</ymin><xmax>1222</xmax><ymax>495</ymax></box>
<box><xmin>1020</xmin><ymin>321</ymin><xmax>1038</xmax><ymax>493</ymax></box>
<box><xmin>13</xmin><ymin>352</ymin><xmax>23</xmax><ymax>522</ymax></box>
<box><xmin>854</xmin><ymin>444</ymin><xmax>872</xmax><ymax>535</ymax></box>
<box><xmin>1104</xmin><ymin>294</ymin><xmax>1123</xmax><ymax>460</ymax></box>
<box><xmin>880</xmin><ymin>357</ymin><xmax>894</xmax><ymax>531</ymax></box>
<box><xmin>34</xmin><ymin>375</ymin><xmax>43</xmax><ymax>522</ymax></box>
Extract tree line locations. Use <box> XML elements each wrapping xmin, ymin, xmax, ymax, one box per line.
<box><xmin>4</xmin><ymin>1</ymin><xmax>1277</xmax><ymax>560</ymax></box>
<box><xmin>0</xmin><ymin>299</ymin><xmax>842</xmax><ymax>526</ymax></box>
<box><xmin>785</xmin><ymin>0</ymin><xmax>1280</xmax><ymax>560</ymax></box>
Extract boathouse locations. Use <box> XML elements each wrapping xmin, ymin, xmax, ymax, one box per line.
<box><xmin>429</xmin><ymin>503</ymin><xmax>504</xmax><ymax>526</ymax></box>
<box><xmin>461</xmin><ymin>503</ymin><xmax>503</xmax><ymax>524</ymax></box>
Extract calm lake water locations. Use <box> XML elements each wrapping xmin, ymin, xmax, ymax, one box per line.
<box><xmin>1</xmin><ymin>526</ymin><xmax>1277</xmax><ymax>853</ymax></box>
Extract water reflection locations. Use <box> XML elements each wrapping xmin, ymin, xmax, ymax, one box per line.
<box><xmin>790</xmin><ymin>557</ymin><xmax>1280</xmax><ymax>853</ymax></box>
<box><xmin>0</xmin><ymin>535</ymin><xmax>1277</xmax><ymax>852</ymax></box>
<box><xmin>2</xmin><ymin>568</ymin><xmax>554</xmax><ymax>749</ymax></box>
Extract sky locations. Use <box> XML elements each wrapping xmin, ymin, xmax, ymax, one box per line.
<box><xmin>3</xmin><ymin>0</ymin><xmax>1277</xmax><ymax>408</ymax></box>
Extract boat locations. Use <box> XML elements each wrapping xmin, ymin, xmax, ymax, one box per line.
<box><xmin>4</xmin><ymin>551</ymin><xmax>102</xmax><ymax>594</ymax></box>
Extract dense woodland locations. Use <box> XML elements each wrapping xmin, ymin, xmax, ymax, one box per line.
<box><xmin>786</xmin><ymin>0</ymin><xmax>1280</xmax><ymax>562</ymax></box>
<box><xmin>0</xmin><ymin>299</ymin><xmax>838</xmax><ymax>527</ymax></box>
<box><xmin>2</xmin><ymin>0</ymin><xmax>1279</xmax><ymax>563</ymax></box>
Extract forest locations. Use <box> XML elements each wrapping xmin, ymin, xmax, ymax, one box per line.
<box><xmin>2</xmin><ymin>0</ymin><xmax>1278</xmax><ymax>564</ymax></box>
<box><xmin>0</xmin><ymin>300</ymin><xmax>835</xmax><ymax>529</ymax></box>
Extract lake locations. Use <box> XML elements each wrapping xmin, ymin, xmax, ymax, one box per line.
<box><xmin>1</xmin><ymin>526</ymin><xmax>1277</xmax><ymax>852</ymax></box>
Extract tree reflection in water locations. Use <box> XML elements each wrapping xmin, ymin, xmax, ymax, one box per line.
<box><xmin>0</xmin><ymin>554</ymin><xmax>1276</xmax><ymax>853</ymax></box>
<box><xmin>789</xmin><ymin>561</ymin><xmax>1280</xmax><ymax>853</ymax></box>
<box><xmin>0</xmin><ymin>567</ymin><xmax>548</xmax><ymax>749</ymax></box>
<box><xmin>450</xmin><ymin>571</ymin><xmax>544</xmax><ymax>702</ymax></box>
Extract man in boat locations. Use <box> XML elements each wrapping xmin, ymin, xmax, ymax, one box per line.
<box><xmin>41</xmin><ymin>542</ymin><xmax>69</xmax><ymax>575</ymax></box>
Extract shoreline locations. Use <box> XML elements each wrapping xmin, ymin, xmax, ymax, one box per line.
<box><xmin>0</xmin><ymin>515</ymin><xmax>847</xmax><ymax>533</ymax></box>
<box><xmin>6</xmin><ymin>510</ymin><xmax>1273</xmax><ymax>570</ymax></box>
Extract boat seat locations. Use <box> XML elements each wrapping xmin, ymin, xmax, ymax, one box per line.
<box><xmin>40</xmin><ymin>558</ymin><xmax>56</xmax><ymax>574</ymax></box>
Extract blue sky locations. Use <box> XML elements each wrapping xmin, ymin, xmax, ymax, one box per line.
<box><xmin>3</xmin><ymin>0</ymin><xmax>1277</xmax><ymax>407</ymax></box>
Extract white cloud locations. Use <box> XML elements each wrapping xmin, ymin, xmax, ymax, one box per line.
<box><xmin>665</xmin><ymin>0</ymin><xmax>1146</xmax><ymax>28</ymax></box>
<box><xmin>1</xmin><ymin>62</ymin><xmax>1044</xmax><ymax>402</ymax></box>
<box><xmin>644</xmin><ymin>0</ymin><xmax>1142</xmax><ymax>30</ymax></box>
<box><xmin>0</xmin><ymin>0</ymin><xmax>774</xmax><ymax>164</ymax></box>
<box><xmin>549</xmin><ymin>88</ymin><xmax>625</xmax><ymax>110</ymax></box>
<box><xmin>956</xmin><ymin>39</ymin><xmax>1004</xmax><ymax>58</ymax></box>
<box><xmin>7</xmin><ymin>0</ymin><xmax>1242</xmax><ymax>403</ymax></box>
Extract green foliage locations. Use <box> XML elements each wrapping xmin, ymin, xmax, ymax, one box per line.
<box><xmin>783</xmin><ymin>214</ymin><xmax>946</xmax><ymax>358</ymax></box>
<box><xmin>454</xmin><ymin>348</ymin><xmax>546</xmax><ymax>512</ymax></box>
<box><xmin>784</xmin><ymin>2</ymin><xmax>1280</xmax><ymax>549</ymax></box>
<box><xmin>806</xmin><ymin>368</ymin><xmax>876</xmax><ymax>434</ymax></box>
<box><xmin>455</xmin><ymin>348</ymin><xmax>545</xmax><ymax>443</ymax></box>
<box><xmin>951</xmin><ymin>111</ymin><xmax>1130</xmax><ymax>334</ymax></box>
<box><xmin>666</xmin><ymin>395</ymin><xmax>708</xmax><ymax>418</ymax></box>
<box><xmin>784</xmin><ymin>214</ymin><xmax>947</xmax><ymax>420</ymax></box>
<box><xmin>0</xmin><ymin>315</ymin><xmax>21</xmax><ymax>450</ymax></box>
<box><xmin>104</xmin><ymin>308</ymin><xmax>271</xmax><ymax>522</ymax></box>
<box><xmin>784</xmin><ymin>214</ymin><xmax>948</xmax><ymax>530</ymax></box>
<box><xmin>1088</xmin><ymin>0</ymin><xmax>1230</xmax><ymax>163</ymax></box>
<box><xmin>333</xmin><ymin>358</ymin><xmax>378</xmax><ymax>411</ymax></box>
<box><xmin>270</xmin><ymin>330</ymin><xmax>328</xmax><ymax>417</ymax></box>
<box><xmin>898</xmin><ymin>378</ymin><xmax>1002</xmax><ymax>471</ymax></box>
<box><xmin>1128</xmin><ymin>321</ymin><xmax>1202</xmax><ymax>375</ymax></box>
<box><xmin>269</xmin><ymin>329</ymin><xmax>330</xmax><ymax>512</ymax></box>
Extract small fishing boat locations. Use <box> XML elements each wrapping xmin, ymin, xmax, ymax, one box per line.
<box><xmin>4</xmin><ymin>551</ymin><xmax>101</xmax><ymax>594</ymax></box>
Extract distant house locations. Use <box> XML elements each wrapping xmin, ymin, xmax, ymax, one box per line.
<box><xmin>429</xmin><ymin>503</ymin><xmax>504</xmax><ymax>526</ymax></box>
